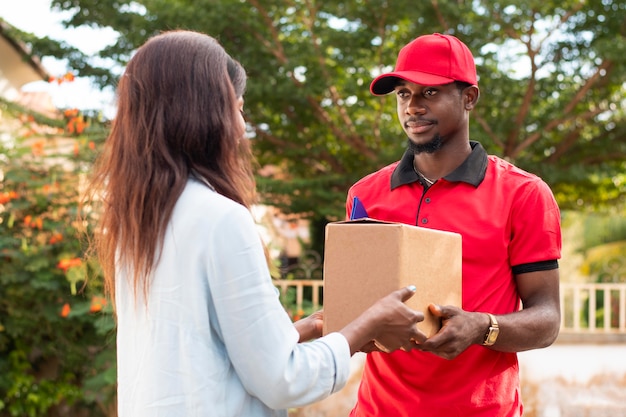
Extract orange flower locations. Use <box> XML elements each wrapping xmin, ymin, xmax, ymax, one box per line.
<box><xmin>0</xmin><ymin>192</ymin><xmax>12</xmax><ymax>204</ymax></box>
<box><xmin>64</xmin><ymin>108</ymin><xmax>79</xmax><ymax>118</ymax></box>
<box><xmin>63</xmin><ymin>72</ymin><xmax>75</xmax><ymax>82</ymax></box>
<box><xmin>31</xmin><ymin>140</ymin><xmax>45</xmax><ymax>156</ymax></box>
<box><xmin>88</xmin><ymin>141</ymin><xmax>96</xmax><ymax>150</ymax></box>
<box><xmin>293</xmin><ymin>308</ymin><xmax>304</xmax><ymax>321</ymax></box>
<box><xmin>57</xmin><ymin>257</ymin><xmax>82</xmax><ymax>272</ymax></box>
<box><xmin>49</xmin><ymin>232</ymin><xmax>63</xmax><ymax>244</ymax></box>
<box><xmin>76</xmin><ymin>120</ymin><xmax>87</xmax><ymax>134</ymax></box>
<box><xmin>67</xmin><ymin>116</ymin><xmax>88</xmax><ymax>135</ymax></box>
<box><xmin>23</xmin><ymin>215</ymin><xmax>43</xmax><ymax>229</ymax></box>
<box><xmin>89</xmin><ymin>296</ymin><xmax>108</xmax><ymax>313</ymax></box>
<box><xmin>48</xmin><ymin>76</ymin><xmax>56</xmax><ymax>83</ymax></box>
<box><xmin>60</xmin><ymin>303</ymin><xmax>71</xmax><ymax>318</ymax></box>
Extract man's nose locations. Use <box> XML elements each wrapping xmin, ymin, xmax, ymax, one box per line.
<box><xmin>406</xmin><ymin>97</ymin><xmax>426</xmax><ymax>115</ymax></box>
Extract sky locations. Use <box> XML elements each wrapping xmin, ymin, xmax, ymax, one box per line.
<box><xmin>2</xmin><ymin>0</ymin><xmax>118</xmax><ymax>118</ymax></box>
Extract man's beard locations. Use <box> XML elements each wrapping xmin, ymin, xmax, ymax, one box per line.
<box><xmin>407</xmin><ymin>135</ymin><xmax>443</xmax><ymax>154</ymax></box>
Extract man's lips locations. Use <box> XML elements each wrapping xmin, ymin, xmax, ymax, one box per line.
<box><xmin>405</xmin><ymin>119</ymin><xmax>436</xmax><ymax>134</ymax></box>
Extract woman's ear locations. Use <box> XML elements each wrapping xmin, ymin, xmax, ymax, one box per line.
<box><xmin>464</xmin><ymin>85</ymin><xmax>480</xmax><ymax>110</ymax></box>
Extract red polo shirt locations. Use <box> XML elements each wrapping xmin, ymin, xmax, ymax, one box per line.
<box><xmin>346</xmin><ymin>142</ymin><xmax>561</xmax><ymax>417</ymax></box>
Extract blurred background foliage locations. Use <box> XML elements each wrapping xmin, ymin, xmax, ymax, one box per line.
<box><xmin>12</xmin><ymin>0</ymin><xmax>624</xmax><ymax>219</ymax></box>
<box><xmin>0</xmin><ymin>0</ymin><xmax>625</xmax><ymax>415</ymax></box>
<box><xmin>0</xmin><ymin>100</ymin><xmax>115</xmax><ymax>416</ymax></box>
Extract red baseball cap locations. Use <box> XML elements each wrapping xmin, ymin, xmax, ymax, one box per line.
<box><xmin>370</xmin><ymin>33</ymin><xmax>477</xmax><ymax>95</ymax></box>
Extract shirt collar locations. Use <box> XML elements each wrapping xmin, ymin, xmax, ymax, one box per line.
<box><xmin>390</xmin><ymin>141</ymin><xmax>488</xmax><ymax>190</ymax></box>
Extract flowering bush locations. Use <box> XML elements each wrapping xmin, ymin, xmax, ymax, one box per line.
<box><xmin>0</xmin><ymin>98</ymin><xmax>116</xmax><ymax>416</ymax></box>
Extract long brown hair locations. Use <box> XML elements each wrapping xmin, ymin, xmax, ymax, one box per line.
<box><xmin>86</xmin><ymin>30</ymin><xmax>256</xmax><ymax>305</ymax></box>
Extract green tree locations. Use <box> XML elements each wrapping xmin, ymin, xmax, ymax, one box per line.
<box><xmin>29</xmin><ymin>0</ymin><xmax>624</xmax><ymax>222</ymax></box>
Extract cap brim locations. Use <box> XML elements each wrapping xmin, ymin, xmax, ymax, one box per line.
<box><xmin>370</xmin><ymin>71</ymin><xmax>455</xmax><ymax>95</ymax></box>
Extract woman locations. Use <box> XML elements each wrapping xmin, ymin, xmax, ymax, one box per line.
<box><xmin>87</xmin><ymin>30</ymin><xmax>425</xmax><ymax>417</ymax></box>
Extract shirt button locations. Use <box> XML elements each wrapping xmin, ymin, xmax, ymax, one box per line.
<box><xmin>421</xmin><ymin>218</ymin><xmax>428</xmax><ymax>224</ymax></box>
<box><xmin>425</xmin><ymin>198</ymin><xmax>431</xmax><ymax>203</ymax></box>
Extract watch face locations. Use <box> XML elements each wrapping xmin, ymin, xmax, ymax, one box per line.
<box><xmin>486</xmin><ymin>327</ymin><xmax>499</xmax><ymax>345</ymax></box>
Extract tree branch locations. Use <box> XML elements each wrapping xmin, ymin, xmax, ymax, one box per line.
<box><xmin>473</xmin><ymin>113</ymin><xmax>504</xmax><ymax>149</ymax></box>
<box><xmin>512</xmin><ymin>60</ymin><xmax>613</xmax><ymax>158</ymax></box>
<box><xmin>247</xmin><ymin>0</ymin><xmax>377</xmax><ymax>161</ymax></box>
<box><xmin>430</xmin><ymin>0</ymin><xmax>450</xmax><ymax>31</ymax></box>
<box><xmin>581</xmin><ymin>151</ymin><xmax>626</xmax><ymax>165</ymax></box>
<box><xmin>247</xmin><ymin>0</ymin><xmax>289</xmax><ymax>65</ymax></box>
<box><xmin>546</xmin><ymin>108</ymin><xmax>606</xmax><ymax>163</ymax></box>
<box><xmin>505</xmin><ymin>14</ymin><xmax>537</xmax><ymax>156</ymax></box>
<box><xmin>370</xmin><ymin>6</ymin><xmax>390</xmax><ymax>148</ymax></box>
<box><xmin>302</xmin><ymin>0</ymin><xmax>377</xmax><ymax>160</ymax></box>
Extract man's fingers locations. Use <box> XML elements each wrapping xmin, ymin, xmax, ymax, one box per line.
<box><xmin>359</xmin><ymin>340</ymin><xmax>380</xmax><ymax>353</ymax></box>
<box><xmin>402</xmin><ymin>337</ymin><xmax>426</xmax><ymax>352</ymax></box>
<box><xmin>428</xmin><ymin>303</ymin><xmax>443</xmax><ymax>317</ymax></box>
<box><xmin>411</xmin><ymin>328</ymin><xmax>428</xmax><ymax>344</ymax></box>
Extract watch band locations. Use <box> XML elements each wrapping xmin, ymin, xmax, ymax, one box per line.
<box><xmin>482</xmin><ymin>313</ymin><xmax>499</xmax><ymax>346</ymax></box>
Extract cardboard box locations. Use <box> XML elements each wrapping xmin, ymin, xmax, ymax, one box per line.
<box><xmin>322</xmin><ymin>219</ymin><xmax>462</xmax><ymax>337</ymax></box>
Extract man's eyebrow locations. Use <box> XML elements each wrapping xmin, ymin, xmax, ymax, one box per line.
<box><xmin>394</xmin><ymin>80</ymin><xmax>408</xmax><ymax>88</ymax></box>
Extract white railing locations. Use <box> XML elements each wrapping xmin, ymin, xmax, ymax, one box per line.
<box><xmin>275</xmin><ymin>280</ymin><xmax>626</xmax><ymax>339</ymax></box>
<box><xmin>274</xmin><ymin>279</ymin><xmax>323</xmax><ymax>317</ymax></box>
<box><xmin>560</xmin><ymin>282</ymin><xmax>626</xmax><ymax>335</ymax></box>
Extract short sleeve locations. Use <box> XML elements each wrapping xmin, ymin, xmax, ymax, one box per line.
<box><xmin>508</xmin><ymin>178</ymin><xmax>562</xmax><ymax>267</ymax></box>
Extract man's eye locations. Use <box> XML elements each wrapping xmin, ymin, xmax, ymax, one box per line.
<box><xmin>424</xmin><ymin>89</ymin><xmax>437</xmax><ymax>97</ymax></box>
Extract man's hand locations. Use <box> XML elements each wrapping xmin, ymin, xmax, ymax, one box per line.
<box><xmin>417</xmin><ymin>303</ymin><xmax>489</xmax><ymax>360</ymax></box>
<box><xmin>294</xmin><ymin>310</ymin><xmax>324</xmax><ymax>342</ymax></box>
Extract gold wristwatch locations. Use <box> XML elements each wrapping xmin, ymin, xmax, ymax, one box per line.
<box><xmin>482</xmin><ymin>313</ymin><xmax>499</xmax><ymax>346</ymax></box>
